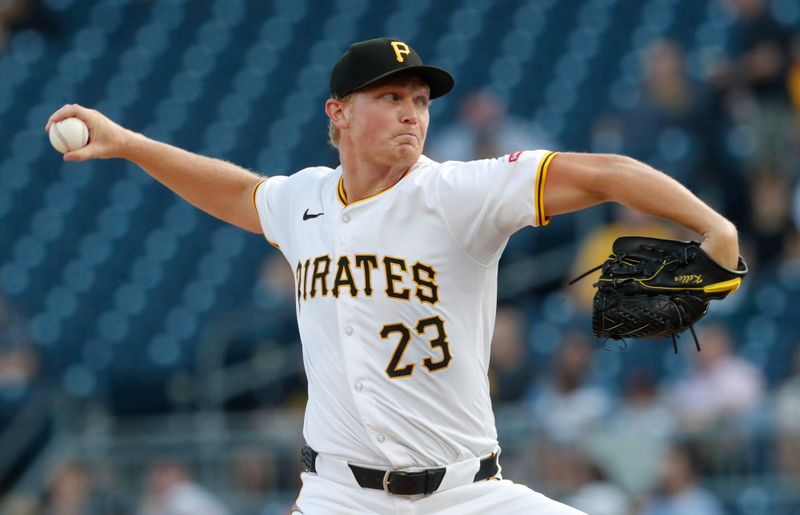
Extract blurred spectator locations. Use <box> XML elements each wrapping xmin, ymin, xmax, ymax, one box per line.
<box><xmin>790</xmin><ymin>181</ymin><xmax>800</xmax><ymax>266</ymax></box>
<box><xmin>665</xmin><ymin>323</ymin><xmax>765</xmax><ymax>436</ymax></box>
<box><xmin>252</xmin><ymin>249</ymin><xmax>297</xmax><ymax>311</ymax></box>
<box><xmin>489</xmin><ymin>305</ymin><xmax>534</xmax><ymax>404</ymax></box>
<box><xmin>227</xmin><ymin>445</ymin><xmax>278</xmax><ymax>514</ymax></box>
<box><xmin>716</xmin><ymin>0</ymin><xmax>797</xmax><ymax>178</ymax></box>
<box><xmin>527</xmin><ymin>442</ymin><xmax>587</xmax><ymax>500</ymax></box>
<box><xmin>723</xmin><ymin>0</ymin><xmax>794</xmax><ymax>103</ymax></box>
<box><xmin>566</xmin><ymin>459</ymin><xmax>632</xmax><ymax>515</ymax></box>
<box><xmin>621</xmin><ymin>39</ymin><xmax>710</xmax><ymax>188</ymax></box>
<box><xmin>748</xmin><ymin>171</ymin><xmax>795</xmax><ymax>267</ymax></box>
<box><xmin>773</xmin><ymin>345</ymin><xmax>800</xmax><ymax>476</ymax></box>
<box><xmin>642</xmin><ymin>443</ymin><xmax>724</xmax><ymax>515</ymax></box>
<box><xmin>569</xmin><ymin>205</ymin><xmax>682</xmax><ymax>312</ymax></box>
<box><xmin>200</xmin><ymin>251</ymin><xmax>304</xmax><ymax>412</ymax></box>
<box><xmin>0</xmin><ymin>344</ymin><xmax>38</xmax><ymax>404</ymax></box>
<box><xmin>0</xmin><ymin>344</ymin><xmax>41</xmax><ymax>467</ymax></box>
<box><xmin>139</xmin><ymin>459</ymin><xmax>229</xmax><ymax>515</ymax></box>
<box><xmin>40</xmin><ymin>461</ymin><xmax>93</xmax><ymax>515</ymax></box>
<box><xmin>228</xmin><ymin>445</ymin><xmax>276</xmax><ymax>494</ymax></box>
<box><xmin>1</xmin><ymin>494</ymin><xmax>37</xmax><ymax>515</ymax></box>
<box><xmin>586</xmin><ymin>370</ymin><xmax>675</xmax><ymax>495</ymax></box>
<box><xmin>612</xmin><ymin>370</ymin><xmax>676</xmax><ymax>442</ymax></box>
<box><xmin>780</xmin><ymin>227</ymin><xmax>800</xmax><ymax>273</ymax></box>
<box><xmin>0</xmin><ymin>0</ymin><xmax>47</xmax><ymax>50</ymax></box>
<box><xmin>426</xmin><ymin>89</ymin><xmax>554</xmax><ymax>162</ymax></box>
<box><xmin>38</xmin><ymin>460</ymin><xmax>129</xmax><ymax>515</ymax></box>
<box><xmin>0</xmin><ymin>297</ymin><xmax>45</xmax><ymax>494</ymax></box>
<box><xmin>528</xmin><ymin>330</ymin><xmax>611</xmax><ymax>445</ymax></box>
<box><xmin>0</xmin><ymin>294</ymin><xmax>36</xmax><ymax>401</ymax></box>
<box><xmin>790</xmin><ymin>34</ymin><xmax>800</xmax><ymax>114</ymax></box>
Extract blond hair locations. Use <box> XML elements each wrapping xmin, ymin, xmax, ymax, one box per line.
<box><xmin>328</xmin><ymin>119</ymin><xmax>340</xmax><ymax>148</ymax></box>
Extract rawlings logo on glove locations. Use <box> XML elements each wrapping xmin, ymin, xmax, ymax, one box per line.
<box><xmin>674</xmin><ymin>274</ymin><xmax>702</xmax><ymax>285</ymax></box>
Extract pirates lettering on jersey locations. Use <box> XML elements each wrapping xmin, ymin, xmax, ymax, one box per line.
<box><xmin>295</xmin><ymin>261</ymin><xmax>302</xmax><ymax>301</ymax></box>
<box><xmin>354</xmin><ymin>255</ymin><xmax>378</xmax><ymax>296</ymax></box>
<box><xmin>302</xmin><ymin>258</ymin><xmax>310</xmax><ymax>300</ymax></box>
<box><xmin>332</xmin><ymin>256</ymin><xmax>358</xmax><ymax>298</ymax></box>
<box><xmin>297</xmin><ymin>253</ymin><xmax>439</xmax><ymax>304</ymax></box>
<box><xmin>412</xmin><ymin>262</ymin><xmax>438</xmax><ymax>305</ymax></box>
<box><xmin>383</xmin><ymin>256</ymin><xmax>411</xmax><ymax>300</ymax></box>
<box><xmin>310</xmin><ymin>255</ymin><xmax>331</xmax><ymax>297</ymax></box>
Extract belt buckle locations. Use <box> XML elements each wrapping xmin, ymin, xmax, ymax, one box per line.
<box><xmin>382</xmin><ymin>467</ymin><xmax>411</xmax><ymax>495</ymax></box>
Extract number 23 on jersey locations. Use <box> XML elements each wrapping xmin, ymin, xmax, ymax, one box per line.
<box><xmin>380</xmin><ymin>315</ymin><xmax>452</xmax><ymax>379</ymax></box>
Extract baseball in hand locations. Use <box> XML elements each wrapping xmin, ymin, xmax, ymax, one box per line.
<box><xmin>48</xmin><ymin>117</ymin><xmax>89</xmax><ymax>154</ymax></box>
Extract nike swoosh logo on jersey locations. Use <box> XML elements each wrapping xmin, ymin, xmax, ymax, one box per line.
<box><xmin>303</xmin><ymin>209</ymin><xmax>324</xmax><ymax>221</ymax></box>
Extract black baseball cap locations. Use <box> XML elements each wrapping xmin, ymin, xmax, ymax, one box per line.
<box><xmin>330</xmin><ymin>38</ymin><xmax>455</xmax><ymax>99</ymax></box>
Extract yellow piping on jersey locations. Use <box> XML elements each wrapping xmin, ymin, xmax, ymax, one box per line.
<box><xmin>336</xmin><ymin>168</ymin><xmax>411</xmax><ymax>207</ymax></box>
<box><xmin>252</xmin><ymin>178</ymin><xmax>268</xmax><ymax>209</ymax></box>
<box><xmin>337</xmin><ymin>177</ymin><xmax>348</xmax><ymax>206</ymax></box>
<box><xmin>251</xmin><ymin>179</ymin><xmax>280</xmax><ymax>249</ymax></box>
<box><xmin>535</xmin><ymin>151</ymin><xmax>558</xmax><ymax>227</ymax></box>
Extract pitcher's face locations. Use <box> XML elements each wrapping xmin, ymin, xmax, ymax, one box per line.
<box><xmin>346</xmin><ymin>74</ymin><xmax>430</xmax><ymax>167</ymax></box>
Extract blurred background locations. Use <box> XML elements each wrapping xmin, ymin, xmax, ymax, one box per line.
<box><xmin>0</xmin><ymin>0</ymin><xmax>799</xmax><ymax>513</ymax></box>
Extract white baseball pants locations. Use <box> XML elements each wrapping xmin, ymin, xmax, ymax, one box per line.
<box><xmin>292</xmin><ymin>472</ymin><xmax>587</xmax><ymax>514</ymax></box>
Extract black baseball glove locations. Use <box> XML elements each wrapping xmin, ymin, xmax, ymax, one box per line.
<box><xmin>571</xmin><ymin>236</ymin><xmax>748</xmax><ymax>353</ymax></box>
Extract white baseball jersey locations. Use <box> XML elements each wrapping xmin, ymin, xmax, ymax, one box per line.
<box><xmin>253</xmin><ymin>150</ymin><xmax>557</xmax><ymax>468</ymax></box>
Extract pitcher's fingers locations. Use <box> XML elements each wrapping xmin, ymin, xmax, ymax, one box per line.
<box><xmin>63</xmin><ymin>144</ymin><xmax>95</xmax><ymax>162</ymax></box>
<box><xmin>45</xmin><ymin>104</ymin><xmax>85</xmax><ymax>132</ymax></box>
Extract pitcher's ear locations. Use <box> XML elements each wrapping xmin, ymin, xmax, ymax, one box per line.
<box><xmin>325</xmin><ymin>98</ymin><xmax>350</xmax><ymax>129</ymax></box>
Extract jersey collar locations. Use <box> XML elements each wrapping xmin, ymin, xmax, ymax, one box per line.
<box><xmin>336</xmin><ymin>155</ymin><xmax>433</xmax><ymax>207</ymax></box>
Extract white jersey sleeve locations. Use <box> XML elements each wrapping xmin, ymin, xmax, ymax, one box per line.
<box><xmin>252</xmin><ymin>175</ymin><xmax>290</xmax><ymax>250</ymax></box>
<box><xmin>435</xmin><ymin>150</ymin><xmax>558</xmax><ymax>265</ymax></box>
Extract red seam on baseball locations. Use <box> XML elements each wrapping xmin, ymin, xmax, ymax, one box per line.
<box><xmin>54</xmin><ymin>123</ymin><xmax>72</xmax><ymax>152</ymax></box>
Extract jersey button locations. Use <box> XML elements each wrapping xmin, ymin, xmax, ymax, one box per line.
<box><xmin>342</xmin><ymin>214</ymin><xmax>350</xmax><ymax>223</ymax></box>
<box><xmin>344</xmin><ymin>326</ymin><xmax>354</xmax><ymax>336</ymax></box>
<box><xmin>354</xmin><ymin>382</ymin><xmax>363</xmax><ymax>392</ymax></box>
<box><xmin>339</xmin><ymin>236</ymin><xmax>346</xmax><ymax>246</ymax></box>
<box><xmin>376</xmin><ymin>434</ymin><xmax>386</xmax><ymax>443</ymax></box>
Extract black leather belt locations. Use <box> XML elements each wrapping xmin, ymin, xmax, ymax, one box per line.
<box><xmin>301</xmin><ymin>445</ymin><xmax>499</xmax><ymax>496</ymax></box>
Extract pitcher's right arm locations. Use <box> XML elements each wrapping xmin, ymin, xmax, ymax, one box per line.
<box><xmin>46</xmin><ymin>104</ymin><xmax>264</xmax><ymax>234</ymax></box>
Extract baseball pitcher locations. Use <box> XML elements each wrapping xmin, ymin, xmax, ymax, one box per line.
<box><xmin>46</xmin><ymin>38</ymin><xmax>742</xmax><ymax>514</ymax></box>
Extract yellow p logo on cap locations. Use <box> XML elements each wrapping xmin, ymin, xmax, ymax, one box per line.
<box><xmin>390</xmin><ymin>41</ymin><xmax>411</xmax><ymax>63</ymax></box>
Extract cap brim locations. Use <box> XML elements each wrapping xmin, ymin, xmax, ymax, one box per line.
<box><xmin>351</xmin><ymin>65</ymin><xmax>455</xmax><ymax>99</ymax></box>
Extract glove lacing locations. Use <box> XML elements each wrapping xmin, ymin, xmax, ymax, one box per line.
<box><xmin>570</xmin><ymin>250</ymin><xmax>703</xmax><ymax>353</ymax></box>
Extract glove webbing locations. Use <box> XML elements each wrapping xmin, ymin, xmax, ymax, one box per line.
<box><xmin>570</xmin><ymin>258</ymin><xmax>703</xmax><ymax>354</ymax></box>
